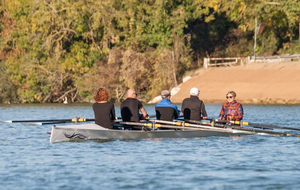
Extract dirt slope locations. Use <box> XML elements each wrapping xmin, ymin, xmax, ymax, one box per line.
<box><xmin>171</xmin><ymin>62</ymin><xmax>300</xmax><ymax>104</ymax></box>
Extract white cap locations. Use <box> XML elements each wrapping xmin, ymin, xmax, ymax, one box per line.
<box><xmin>190</xmin><ymin>87</ymin><xmax>200</xmax><ymax>95</ymax></box>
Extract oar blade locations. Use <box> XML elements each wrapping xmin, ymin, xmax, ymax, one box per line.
<box><xmin>22</xmin><ymin>121</ymin><xmax>70</xmax><ymax>126</ymax></box>
<box><xmin>1</xmin><ymin>119</ymin><xmax>70</xmax><ymax>123</ymax></box>
<box><xmin>248</xmin><ymin>123</ymin><xmax>300</xmax><ymax>132</ymax></box>
<box><xmin>0</xmin><ymin>120</ymin><xmax>13</xmax><ymax>123</ymax></box>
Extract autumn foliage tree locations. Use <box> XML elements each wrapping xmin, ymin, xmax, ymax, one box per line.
<box><xmin>0</xmin><ymin>0</ymin><xmax>299</xmax><ymax>103</ymax></box>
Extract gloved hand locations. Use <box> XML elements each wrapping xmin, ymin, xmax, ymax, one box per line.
<box><xmin>140</xmin><ymin>114</ymin><xmax>149</xmax><ymax>120</ymax></box>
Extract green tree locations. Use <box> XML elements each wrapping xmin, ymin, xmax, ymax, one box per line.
<box><xmin>1</xmin><ymin>0</ymin><xmax>107</xmax><ymax>102</ymax></box>
<box><xmin>217</xmin><ymin>0</ymin><xmax>300</xmax><ymax>55</ymax></box>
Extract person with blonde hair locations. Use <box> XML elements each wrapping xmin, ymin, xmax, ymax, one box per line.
<box><xmin>92</xmin><ymin>87</ymin><xmax>116</xmax><ymax>129</ymax></box>
<box><xmin>218</xmin><ymin>90</ymin><xmax>243</xmax><ymax>121</ymax></box>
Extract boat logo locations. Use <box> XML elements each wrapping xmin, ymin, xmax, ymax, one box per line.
<box><xmin>63</xmin><ymin>132</ymin><xmax>88</xmax><ymax>139</ymax></box>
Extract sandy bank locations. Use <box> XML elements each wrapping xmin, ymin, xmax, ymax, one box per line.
<box><xmin>170</xmin><ymin>62</ymin><xmax>300</xmax><ymax>105</ymax></box>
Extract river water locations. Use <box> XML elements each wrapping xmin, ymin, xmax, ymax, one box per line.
<box><xmin>1</xmin><ymin>103</ymin><xmax>300</xmax><ymax>190</ymax></box>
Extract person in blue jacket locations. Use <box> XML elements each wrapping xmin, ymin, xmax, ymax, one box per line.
<box><xmin>155</xmin><ymin>90</ymin><xmax>179</xmax><ymax>121</ymax></box>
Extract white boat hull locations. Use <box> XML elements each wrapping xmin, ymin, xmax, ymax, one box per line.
<box><xmin>50</xmin><ymin>123</ymin><xmax>254</xmax><ymax>143</ymax></box>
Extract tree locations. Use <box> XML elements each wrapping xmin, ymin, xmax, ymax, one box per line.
<box><xmin>1</xmin><ymin>0</ymin><xmax>107</xmax><ymax>102</ymax></box>
<box><xmin>217</xmin><ymin>0</ymin><xmax>300</xmax><ymax>55</ymax></box>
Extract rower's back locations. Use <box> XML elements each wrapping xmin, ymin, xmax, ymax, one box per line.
<box><xmin>155</xmin><ymin>90</ymin><xmax>179</xmax><ymax>121</ymax></box>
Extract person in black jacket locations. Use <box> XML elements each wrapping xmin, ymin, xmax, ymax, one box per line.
<box><xmin>92</xmin><ymin>87</ymin><xmax>116</xmax><ymax>129</ymax></box>
<box><xmin>120</xmin><ymin>89</ymin><xmax>148</xmax><ymax>122</ymax></box>
<box><xmin>181</xmin><ymin>87</ymin><xmax>207</xmax><ymax>121</ymax></box>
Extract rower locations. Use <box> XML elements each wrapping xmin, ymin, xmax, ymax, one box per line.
<box><xmin>181</xmin><ymin>87</ymin><xmax>208</xmax><ymax>121</ymax></box>
<box><xmin>92</xmin><ymin>87</ymin><xmax>116</xmax><ymax>129</ymax></box>
<box><xmin>218</xmin><ymin>90</ymin><xmax>244</xmax><ymax>121</ymax></box>
<box><xmin>155</xmin><ymin>90</ymin><xmax>179</xmax><ymax>122</ymax></box>
<box><xmin>120</xmin><ymin>89</ymin><xmax>148</xmax><ymax>130</ymax></box>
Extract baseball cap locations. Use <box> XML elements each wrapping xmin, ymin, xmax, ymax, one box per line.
<box><xmin>161</xmin><ymin>90</ymin><xmax>171</xmax><ymax>98</ymax></box>
<box><xmin>190</xmin><ymin>87</ymin><xmax>200</xmax><ymax>95</ymax></box>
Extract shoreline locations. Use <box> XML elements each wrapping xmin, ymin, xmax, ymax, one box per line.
<box><xmin>199</xmin><ymin>98</ymin><xmax>300</xmax><ymax>105</ymax></box>
<box><xmin>169</xmin><ymin>62</ymin><xmax>300</xmax><ymax>105</ymax></box>
<box><xmin>2</xmin><ymin>62</ymin><xmax>300</xmax><ymax>105</ymax></box>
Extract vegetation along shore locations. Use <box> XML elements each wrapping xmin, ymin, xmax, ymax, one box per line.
<box><xmin>1</xmin><ymin>1</ymin><xmax>300</xmax><ymax>104</ymax></box>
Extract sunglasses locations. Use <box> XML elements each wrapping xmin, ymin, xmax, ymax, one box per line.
<box><xmin>226</xmin><ymin>96</ymin><xmax>233</xmax><ymax>99</ymax></box>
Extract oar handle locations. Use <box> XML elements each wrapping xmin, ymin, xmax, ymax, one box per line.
<box><xmin>115</xmin><ymin>115</ymin><xmax>156</xmax><ymax>121</ymax></box>
<box><xmin>177</xmin><ymin>118</ymin><xmax>214</xmax><ymax>127</ymax></box>
<box><xmin>71</xmin><ymin>118</ymin><xmax>95</xmax><ymax>122</ymax></box>
<box><xmin>146</xmin><ymin>114</ymin><xmax>156</xmax><ymax>119</ymax></box>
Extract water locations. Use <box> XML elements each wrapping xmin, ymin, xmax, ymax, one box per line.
<box><xmin>1</xmin><ymin>103</ymin><xmax>300</xmax><ymax>190</ymax></box>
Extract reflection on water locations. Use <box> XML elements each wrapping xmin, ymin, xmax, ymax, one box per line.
<box><xmin>1</xmin><ymin>103</ymin><xmax>300</xmax><ymax>190</ymax></box>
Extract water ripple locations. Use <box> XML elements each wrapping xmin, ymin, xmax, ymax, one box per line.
<box><xmin>1</xmin><ymin>104</ymin><xmax>300</xmax><ymax>189</ymax></box>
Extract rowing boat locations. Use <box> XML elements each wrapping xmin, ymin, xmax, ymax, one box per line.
<box><xmin>50</xmin><ymin>123</ymin><xmax>260</xmax><ymax>143</ymax></box>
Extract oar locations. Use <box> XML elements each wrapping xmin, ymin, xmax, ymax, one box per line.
<box><xmin>30</xmin><ymin>115</ymin><xmax>156</xmax><ymax>125</ymax></box>
<box><xmin>190</xmin><ymin>118</ymin><xmax>271</xmax><ymax>130</ymax></box>
<box><xmin>0</xmin><ymin>118</ymin><xmax>95</xmax><ymax>123</ymax></box>
<box><xmin>150</xmin><ymin>119</ymin><xmax>288</xmax><ymax>136</ymax></box>
<box><xmin>23</xmin><ymin>121</ymin><xmax>72</xmax><ymax>126</ymax></box>
<box><xmin>0</xmin><ymin>117</ymin><xmax>128</xmax><ymax>125</ymax></box>
<box><xmin>1</xmin><ymin>118</ymin><xmax>96</xmax><ymax>126</ymax></box>
<box><xmin>182</xmin><ymin>119</ymin><xmax>300</xmax><ymax>137</ymax></box>
<box><xmin>152</xmin><ymin>119</ymin><xmax>236</xmax><ymax>132</ymax></box>
<box><xmin>0</xmin><ymin>114</ymin><xmax>156</xmax><ymax>124</ymax></box>
<box><xmin>118</xmin><ymin>121</ymin><xmax>199</xmax><ymax>130</ymax></box>
<box><xmin>153</xmin><ymin>119</ymin><xmax>213</xmax><ymax>128</ymax></box>
<box><xmin>215</xmin><ymin>119</ymin><xmax>300</xmax><ymax>132</ymax></box>
<box><xmin>1</xmin><ymin>119</ymin><xmax>71</xmax><ymax>123</ymax></box>
<box><xmin>154</xmin><ymin>119</ymin><xmax>291</xmax><ymax>137</ymax></box>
